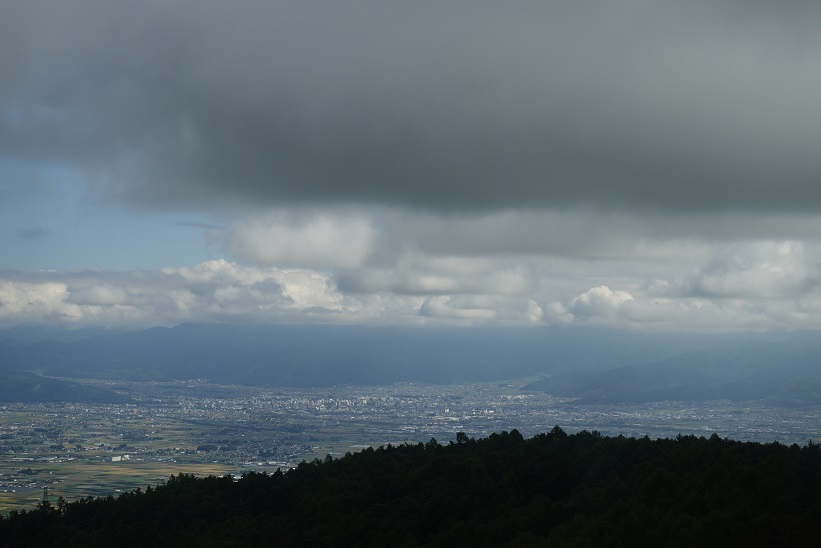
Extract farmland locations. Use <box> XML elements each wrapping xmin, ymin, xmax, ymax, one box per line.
<box><xmin>2</xmin><ymin>378</ymin><xmax>819</xmax><ymax>513</ymax></box>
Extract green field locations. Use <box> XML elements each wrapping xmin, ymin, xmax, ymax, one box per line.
<box><xmin>1</xmin><ymin>405</ymin><xmax>250</xmax><ymax>512</ymax></box>
<box><xmin>0</xmin><ymin>404</ymin><xmax>417</xmax><ymax>513</ymax></box>
<box><xmin>0</xmin><ymin>461</ymin><xmax>238</xmax><ymax>511</ymax></box>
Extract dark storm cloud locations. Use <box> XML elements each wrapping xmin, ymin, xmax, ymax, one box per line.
<box><xmin>4</xmin><ymin>1</ymin><xmax>821</xmax><ymax>213</ymax></box>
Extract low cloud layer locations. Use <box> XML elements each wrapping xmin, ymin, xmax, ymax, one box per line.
<box><xmin>3</xmin><ymin>236</ymin><xmax>821</xmax><ymax>331</ymax></box>
<box><xmin>0</xmin><ymin>261</ymin><xmax>363</xmax><ymax>327</ymax></box>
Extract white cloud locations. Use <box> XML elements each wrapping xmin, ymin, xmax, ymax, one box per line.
<box><xmin>161</xmin><ymin>260</ymin><xmax>357</xmax><ymax>319</ymax></box>
<box><xmin>0</xmin><ymin>261</ymin><xmax>352</xmax><ymax>328</ymax></box>
<box><xmin>66</xmin><ymin>284</ymin><xmax>130</xmax><ymax>306</ymax></box>
<box><xmin>686</xmin><ymin>241</ymin><xmax>817</xmax><ymax>299</ymax></box>
<box><xmin>537</xmin><ymin>240</ymin><xmax>821</xmax><ymax>330</ymax></box>
<box><xmin>569</xmin><ymin>286</ymin><xmax>636</xmax><ymax>321</ymax></box>
<box><xmin>223</xmin><ymin>212</ymin><xmax>375</xmax><ymax>269</ymax></box>
<box><xmin>0</xmin><ymin>280</ymin><xmax>69</xmax><ymax>322</ymax></box>
<box><xmin>526</xmin><ymin>299</ymin><xmax>544</xmax><ymax>323</ymax></box>
<box><xmin>3</xmin><ymin>235</ymin><xmax>821</xmax><ymax>332</ymax></box>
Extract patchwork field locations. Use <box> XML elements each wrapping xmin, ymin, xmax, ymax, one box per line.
<box><xmin>3</xmin><ymin>378</ymin><xmax>819</xmax><ymax>514</ymax></box>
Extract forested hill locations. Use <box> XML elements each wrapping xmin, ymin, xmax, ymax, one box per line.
<box><xmin>2</xmin><ymin>429</ymin><xmax>819</xmax><ymax>547</ymax></box>
<box><xmin>0</xmin><ymin>372</ymin><xmax>131</xmax><ymax>404</ymax></box>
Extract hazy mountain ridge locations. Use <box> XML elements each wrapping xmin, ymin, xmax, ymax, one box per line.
<box><xmin>525</xmin><ymin>335</ymin><xmax>821</xmax><ymax>406</ymax></box>
<box><xmin>1</xmin><ymin>324</ymin><xmax>818</xmax><ymax>404</ymax></box>
<box><xmin>0</xmin><ymin>324</ymin><xmax>709</xmax><ymax>388</ymax></box>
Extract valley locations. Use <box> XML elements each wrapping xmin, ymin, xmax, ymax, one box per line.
<box><xmin>2</xmin><ymin>378</ymin><xmax>819</xmax><ymax>513</ymax></box>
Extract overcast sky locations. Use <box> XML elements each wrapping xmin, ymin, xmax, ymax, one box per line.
<box><xmin>2</xmin><ymin>1</ymin><xmax>821</xmax><ymax>331</ymax></box>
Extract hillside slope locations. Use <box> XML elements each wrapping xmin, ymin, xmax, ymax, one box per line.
<box><xmin>2</xmin><ymin>429</ymin><xmax>819</xmax><ymax>546</ymax></box>
<box><xmin>0</xmin><ymin>372</ymin><xmax>131</xmax><ymax>403</ymax></box>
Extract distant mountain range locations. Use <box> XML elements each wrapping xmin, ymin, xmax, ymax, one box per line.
<box><xmin>524</xmin><ymin>334</ymin><xmax>821</xmax><ymax>406</ymax></box>
<box><xmin>0</xmin><ymin>323</ymin><xmax>703</xmax><ymax>385</ymax></box>
<box><xmin>1</xmin><ymin>323</ymin><xmax>819</xmax><ymax>405</ymax></box>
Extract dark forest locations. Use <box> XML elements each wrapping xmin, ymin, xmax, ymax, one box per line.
<box><xmin>2</xmin><ymin>428</ymin><xmax>819</xmax><ymax>546</ymax></box>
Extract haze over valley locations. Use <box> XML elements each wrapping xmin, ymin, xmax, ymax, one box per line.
<box><xmin>2</xmin><ymin>324</ymin><xmax>821</xmax><ymax>406</ymax></box>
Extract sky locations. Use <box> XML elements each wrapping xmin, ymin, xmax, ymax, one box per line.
<box><xmin>2</xmin><ymin>1</ymin><xmax>821</xmax><ymax>332</ymax></box>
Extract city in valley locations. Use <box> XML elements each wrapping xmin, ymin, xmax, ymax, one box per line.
<box><xmin>2</xmin><ymin>378</ymin><xmax>819</xmax><ymax>513</ymax></box>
